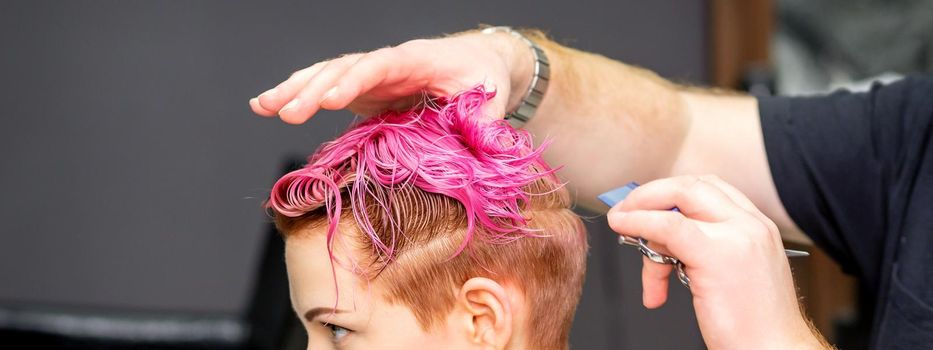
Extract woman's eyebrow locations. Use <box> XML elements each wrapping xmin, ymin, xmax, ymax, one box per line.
<box><xmin>304</xmin><ymin>307</ymin><xmax>348</xmax><ymax>322</ymax></box>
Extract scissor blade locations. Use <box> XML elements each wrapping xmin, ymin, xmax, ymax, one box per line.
<box><xmin>784</xmin><ymin>249</ymin><xmax>810</xmax><ymax>258</ymax></box>
<box><xmin>617</xmin><ymin>235</ymin><xmax>642</xmax><ymax>248</ymax></box>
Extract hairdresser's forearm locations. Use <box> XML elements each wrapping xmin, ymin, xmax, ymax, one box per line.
<box><xmin>515</xmin><ymin>37</ymin><xmax>802</xmax><ymax>238</ymax></box>
<box><xmin>517</xmin><ymin>38</ymin><xmax>688</xmax><ymax>211</ymax></box>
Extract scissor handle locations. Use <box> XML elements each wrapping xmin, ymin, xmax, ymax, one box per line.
<box><xmin>675</xmin><ymin>261</ymin><xmax>690</xmax><ymax>288</ymax></box>
<box><xmin>603</xmin><ymin>182</ymin><xmax>809</xmax><ymax>290</ymax></box>
<box><xmin>618</xmin><ymin>235</ymin><xmax>692</xmax><ymax>288</ymax></box>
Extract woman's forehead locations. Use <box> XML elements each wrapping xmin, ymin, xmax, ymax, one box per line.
<box><xmin>285</xmin><ymin>233</ymin><xmax>372</xmax><ymax>313</ymax></box>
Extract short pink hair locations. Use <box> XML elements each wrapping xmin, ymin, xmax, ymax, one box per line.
<box><xmin>267</xmin><ymin>86</ymin><xmax>587</xmax><ymax>350</ymax></box>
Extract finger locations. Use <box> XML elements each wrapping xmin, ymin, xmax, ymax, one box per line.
<box><xmin>257</xmin><ymin>61</ymin><xmax>328</xmax><ymax>113</ymax></box>
<box><xmin>615</xmin><ymin>176</ymin><xmax>742</xmax><ymax>222</ymax></box>
<box><xmin>695</xmin><ymin>175</ymin><xmax>759</xmax><ymax>214</ymax></box>
<box><xmin>322</xmin><ymin>47</ymin><xmax>414</xmax><ymax>111</ymax></box>
<box><xmin>695</xmin><ymin>175</ymin><xmax>781</xmax><ymax>235</ymax></box>
<box><xmin>279</xmin><ymin>54</ymin><xmax>363</xmax><ymax>124</ymax></box>
<box><xmin>249</xmin><ymin>97</ymin><xmax>277</xmax><ymax>117</ymax></box>
<box><xmin>481</xmin><ymin>79</ymin><xmax>510</xmax><ymax>122</ymax></box>
<box><xmin>642</xmin><ymin>255</ymin><xmax>673</xmax><ymax>308</ymax></box>
<box><xmin>607</xmin><ymin>209</ymin><xmax>706</xmax><ymax>262</ymax></box>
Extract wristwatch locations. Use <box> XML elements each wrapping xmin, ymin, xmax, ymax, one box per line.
<box><xmin>481</xmin><ymin>26</ymin><xmax>550</xmax><ymax>128</ymax></box>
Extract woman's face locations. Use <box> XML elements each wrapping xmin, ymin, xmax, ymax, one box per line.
<box><xmin>285</xmin><ymin>232</ymin><xmax>468</xmax><ymax>350</ymax></box>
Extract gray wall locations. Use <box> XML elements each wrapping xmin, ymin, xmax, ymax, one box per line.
<box><xmin>0</xmin><ymin>0</ymin><xmax>706</xmax><ymax>348</ymax></box>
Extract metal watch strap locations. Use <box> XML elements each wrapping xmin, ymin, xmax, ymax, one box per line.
<box><xmin>480</xmin><ymin>26</ymin><xmax>550</xmax><ymax>128</ymax></box>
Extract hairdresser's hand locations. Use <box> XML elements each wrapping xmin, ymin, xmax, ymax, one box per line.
<box><xmin>607</xmin><ymin>175</ymin><xmax>826</xmax><ymax>350</ymax></box>
<box><xmin>249</xmin><ymin>30</ymin><xmax>532</xmax><ymax>124</ymax></box>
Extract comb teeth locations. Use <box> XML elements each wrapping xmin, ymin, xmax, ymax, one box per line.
<box><xmin>597</xmin><ymin>182</ymin><xmax>640</xmax><ymax>207</ymax></box>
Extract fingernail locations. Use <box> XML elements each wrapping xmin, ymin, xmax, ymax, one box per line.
<box><xmin>608</xmin><ymin>211</ymin><xmax>626</xmax><ymax>222</ymax></box>
<box><xmin>320</xmin><ymin>86</ymin><xmax>339</xmax><ymax>104</ymax></box>
<box><xmin>281</xmin><ymin>99</ymin><xmax>300</xmax><ymax>112</ymax></box>
<box><xmin>260</xmin><ymin>88</ymin><xmax>278</xmax><ymax>98</ymax></box>
<box><xmin>607</xmin><ymin>212</ymin><xmax>626</xmax><ymax>230</ymax></box>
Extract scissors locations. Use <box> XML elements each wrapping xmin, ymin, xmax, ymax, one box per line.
<box><xmin>598</xmin><ymin>182</ymin><xmax>810</xmax><ymax>289</ymax></box>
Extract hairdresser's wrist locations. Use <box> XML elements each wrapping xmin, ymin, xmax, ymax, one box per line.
<box><xmin>473</xmin><ymin>30</ymin><xmax>535</xmax><ymax>113</ymax></box>
<box><xmin>770</xmin><ymin>320</ymin><xmax>830</xmax><ymax>350</ymax></box>
<box><xmin>726</xmin><ymin>307</ymin><xmax>828</xmax><ymax>349</ymax></box>
<box><xmin>786</xmin><ymin>335</ymin><xmax>832</xmax><ymax>350</ymax></box>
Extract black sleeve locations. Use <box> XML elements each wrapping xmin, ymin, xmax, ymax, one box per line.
<box><xmin>758</xmin><ymin>75</ymin><xmax>933</xmax><ymax>286</ymax></box>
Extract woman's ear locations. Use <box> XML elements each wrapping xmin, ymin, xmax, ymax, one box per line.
<box><xmin>453</xmin><ymin>277</ymin><xmax>514</xmax><ymax>349</ymax></box>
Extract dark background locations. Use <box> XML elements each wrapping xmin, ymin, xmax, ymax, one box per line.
<box><xmin>0</xmin><ymin>1</ymin><xmax>707</xmax><ymax>348</ymax></box>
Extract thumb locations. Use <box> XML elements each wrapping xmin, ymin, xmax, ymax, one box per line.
<box><xmin>480</xmin><ymin>80</ymin><xmax>510</xmax><ymax>123</ymax></box>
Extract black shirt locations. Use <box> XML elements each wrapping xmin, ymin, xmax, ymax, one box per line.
<box><xmin>759</xmin><ymin>75</ymin><xmax>933</xmax><ymax>349</ymax></box>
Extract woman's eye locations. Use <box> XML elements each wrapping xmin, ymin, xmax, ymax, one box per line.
<box><xmin>325</xmin><ymin>323</ymin><xmax>351</xmax><ymax>343</ymax></box>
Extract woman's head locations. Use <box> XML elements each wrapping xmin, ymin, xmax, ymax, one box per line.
<box><xmin>268</xmin><ymin>87</ymin><xmax>587</xmax><ymax>349</ymax></box>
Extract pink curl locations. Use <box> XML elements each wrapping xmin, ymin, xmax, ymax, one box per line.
<box><xmin>266</xmin><ymin>85</ymin><xmax>557</xmax><ymax>259</ymax></box>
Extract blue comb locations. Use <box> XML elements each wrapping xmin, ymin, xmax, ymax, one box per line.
<box><xmin>597</xmin><ymin>181</ymin><xmax>639</xmax><ymax>207</ymax></box>
<box><xmin>598</xmin><ymin>181</ymin><xmax>680</xmax><ymax>212</ymax></box>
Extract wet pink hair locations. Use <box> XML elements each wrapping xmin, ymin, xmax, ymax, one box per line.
<box><xmin>266</xmin><ymin>85</ymin><xmax>557</xmax><ymax>261</ymax></box>
<box><xmin>266</xmin><ymin>86</ymin><xmax>587</xmax><ymax>350</ymax></box>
